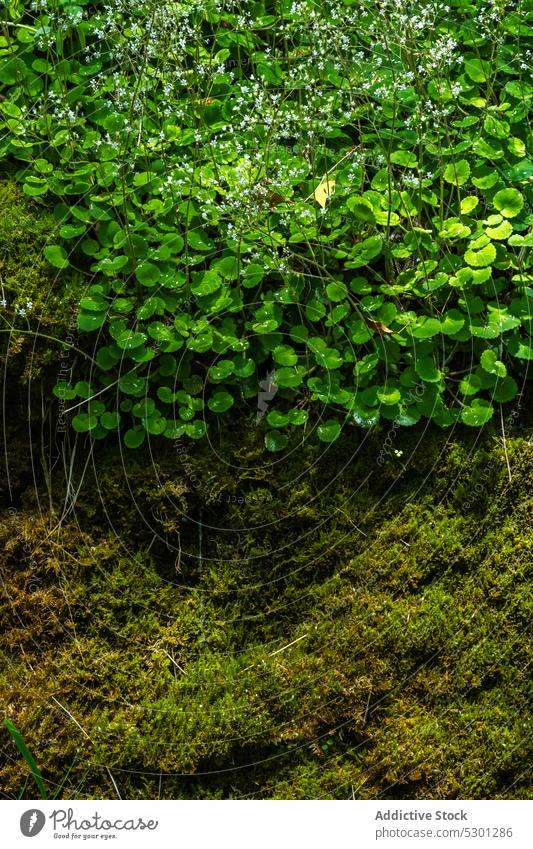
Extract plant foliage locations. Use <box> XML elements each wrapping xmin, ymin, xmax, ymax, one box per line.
<box><xmin>1</xmin><ymin>0</ymin><xmax>533</xmax><ymax>447</ymax></box>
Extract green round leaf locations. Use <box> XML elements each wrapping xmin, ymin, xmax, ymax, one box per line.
<box><xmin>415</xmin><ymin>357</ymin><xmax>441</xmax><ymax>382</ymax></box>
<box><xmin>80</xmin><ymin>296</ymin><xmax>107</xmax><ymax>313</ymax></box>
<box><xmin>124</xmin><ymin>428</ymin><xmax>146</xmax><ymax>448</ymax></box>
<box><xmin>377</xmin><ymin>386</ymin><xmax>401</xmax><ymax>405</ymax></box>
<box><xmin>60</xmin><ymin>224</ymin><xmax>86</xmax><ymax>239</ymax></box>
<box><xmin>100</xmin><ymin>411</ymin><xmax>121</xmax><ymax>429</ymax></box>
<box><xmin>119</xmin><ymin>374</ymin><xmax>146</xmax><ymax>395</ymax></box>
<box><xmin>460</xmin><ymin>196</ymin><xmax>479</xmax><ymax>215</ymax></box>
<box><xmin>87</xmin><ymin>401</ymin><xmax>106</xmax><ymax>416</ymax></box>
<box><xmin>183</xmin><ymin>374</ymin><xmax>204</xmax><ymax>395</ymax></box>
<box><xmin>461</xmin><ymin>399</ymin><xmax>494</xmax><ymax>427</ymax></box>
<box><xmin>352</xmin><ymin>405</ymin><xmax>380</xmax><ymax>428</ymax></box>
<box><xmin>116</xmin><ymin>330</ymin><xmax>147</xmax><ymax>351</ymax></box>
<box><xmin>485</xmin><ymin>220</ymin><xmax>513</xmax><ymax>240</ymax></box>
<box><xmin>164</xmin><ymin>421</ymin><xmax>186</xmax><ymax>439</ymax></box>
<box><xmin>443</xmin><ymin>160</ymin><xmax>471</xmax><ymax>186</ymax></box>
<box><xmin>314</xmin><ymin>347</ymin><xmax>343</xmax><ymax>369</ymax></box>
<box><xmin>441</xmin><ymin>309</ymin><xmax>465</xmax><ymax>335</ymax></box>
<box><xmin>480</xmin><ymin>349</ymin><xmax>507</xmax><ymax>377</ymax></box>
<box><xmin>74</xmin><ymin>381</ymin><xmax>92</xmax><ymax>399</ymax></box>
<box><xmin>78</xmin><ymin>312</ymin><xmax>106</xmax><ymax>332</ymax></box>
<box><xmin>493</xmin><ymin>188</ymin><xmax>524</xmax><ymax>218</ymax></box>
<box><xmin>143</xmin><ymin>415</ymin><xmax>167</xmax><ymax>435</ymax></box>
<box><xmin>274</xmin><ymin>367</ymin><xmax>303</xmax><ymax>388</ymax></box>
<box><xmin>326</xmin><ymin>281</ymin><xmax>348</xmax><ymax>302</ymax></box>
<box><xmin>459</xmin><ymin>373</ymin><xmax>482</xmax><ymax>396</ymax></box>
<box><xmin>411</xmin><ymin>317</ymin><xmax>442</xmax><ymax>338</ymax></box>
<box><xmin>390</xmin><ymin>149</ymin><xmax>418</xmax><ymax>168</ymax></box>
<box><xmin>507</xmin><ymin>335</ymin><xmax>533</xmax><ymax>360</ymax></box>
<box><xmin>131</xmin><ymin>398</ymin><xmax>156</xmax><ymax>419</ymax></box>
<box><xmin>177</xmin><ymin>406</ymin><xmax>193</xmax><ymax>421</ymax></box>
<box><xmin>72</xmin><ymin>413</ymin><xmax>98</xmax><ymax>433</ymax></box>
<box><xmin>305</xmin><ymin>300</ymin><xmax>326</xmax><ymax>322</ymax></box>
<box><xmin>289</xmin><ymin>324</ymin><xmax>309</xmax><ymax>343</ymax></box>
<box><xmin>346</xmin><ymin>197</ymin><xmax>376</xmax><ymax>223</ymax></box>
<box><xmin>186</xmin><ymin>420</ymin><xmax>207</xmax><ymax>439</ymax></box>
<box><xmin>491</xmin><ymin>377</ymin><xmax>518</xmax><ymax>403</ymax></box>
<box><xmin>464</xmin><ymin>242</ymin><xmax>496</xmax><ymax>268</ymax></box>
<box><xmin>53</xmin><ymin>382</ymin><xmax>76</xmax><ymax>400</ymax></box>
<box><xmin>135</xmin><ymin>261</ymin><xmax>161</xmax><ymax>286</ymax></box>
<box><xmin>266</xmin><ymin>410</ymin><xmax>290</xmax><ymax>428</ymax></box>
<box><xmin>464</xmin><ymin>57</ymin><xmax>490</xmax><ymax>83</ymax></box>
<box><xmin>208</xmin><ymin>391</ymin><xmax>234</xmax><ymax>413</ymax></box>
<box><xmin>44</xmin><ymin>245</ymin><xmax>69</xmax><ymax>269</ymax></box>
<box><xmin>132</xmin><ymin>398</ymin><xmax>156</xmax><ymax>418</ymax></box>
<box><xmin>209</xmin><ymin>360</ymin><xmax>234</xmax><ymax>381</ymax></box>
<box><xmin>288</xmin><ymin>409</ymin><xmax>308</xmax><ymax>425</ymax></box>
<box><xmin>396</xmin><ymin>407</ymin><xmax>421</xmax><ymax>427</ymax></box>
<box><xmin>252</xmin><ymin>319</ymin><xmax>279</xmax><ymax>334</ymax></box>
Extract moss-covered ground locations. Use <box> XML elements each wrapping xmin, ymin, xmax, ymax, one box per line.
<box><xmin>0</xmin><ymin>184</ymin><xmax>531</xmax><ymax>799</ymax></box>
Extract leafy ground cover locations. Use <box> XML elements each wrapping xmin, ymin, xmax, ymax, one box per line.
<box><xmin>1</xmin><ymin>0</ymin><xmax>533</xmax><ymax>449</ymax></box>
<box><xmin>0</xmin><ymin>1</ymin><xmax>532</xmax><ymax>804</ymax></box>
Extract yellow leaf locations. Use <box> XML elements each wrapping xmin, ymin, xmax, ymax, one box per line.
<box><xmin>314</xmin><ymin>178</ymin><xmax>335</xmax><ymax>208</ymax></box>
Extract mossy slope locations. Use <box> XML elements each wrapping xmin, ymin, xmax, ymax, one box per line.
<box><xmin>0</xmin><ymin>182</ymin><xmax>531</xmax><ymax>801</ymax></box>
<box><xmin>1</xmin><ymin>422</ymin><xmax>531</xmax><ymax>800</ymax></box>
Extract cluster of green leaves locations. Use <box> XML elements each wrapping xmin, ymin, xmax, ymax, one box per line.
<box><xmin>1</xmin><ymin>0</ymin><xmax>533</xmax><ymax>447</ymax></box>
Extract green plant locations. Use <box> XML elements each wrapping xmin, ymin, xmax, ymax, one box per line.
<box><xmin>3</xmin><ymin>719</ymin><xmax>48</xmax><ymax>799</ymax></box>
<box><xmin>1</xmin><ymin>0</ymin><xmax>532</xmax><ymax>448</ymax></box>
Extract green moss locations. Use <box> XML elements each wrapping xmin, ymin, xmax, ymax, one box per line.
<box><xmin>0</xmin><ymin>181</ymin><xmax>88</xmax><ymax>496</ymax></box>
